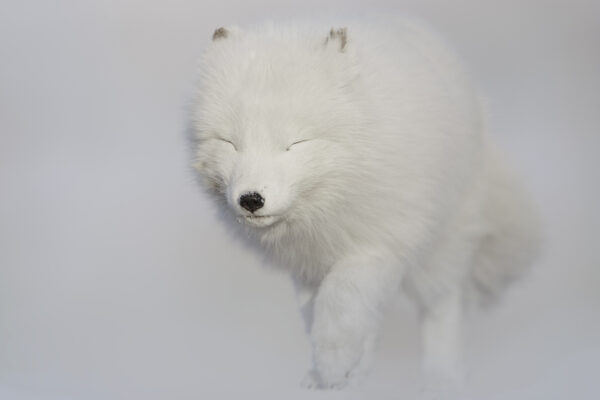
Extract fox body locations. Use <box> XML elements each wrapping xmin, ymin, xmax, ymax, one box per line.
<box><xmin>192</xmin><ymin>19</ymin><xmax>539</xmax><ymax>389</ymax></box>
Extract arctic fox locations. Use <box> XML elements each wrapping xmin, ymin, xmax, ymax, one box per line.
<box><xmin>191</xmin><ymin>19</ymin><xmax>540</xmax><ymax>390</ymax></box>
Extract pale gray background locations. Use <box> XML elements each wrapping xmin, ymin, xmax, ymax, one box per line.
<box><xmin>1</xmin><ymin>1</ymin><xmax>598</xmax><ymax>399</ymax></box>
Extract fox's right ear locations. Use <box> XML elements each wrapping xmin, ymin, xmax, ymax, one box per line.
<box><xmin>212</xmin><ymin>27</ymin><xmax>229</xmax><ymax>41</ymax></box>
<box><xmin>212</xmin><ymin>26</ymin><xmax>242</xmax><ymax>41</ymax></box>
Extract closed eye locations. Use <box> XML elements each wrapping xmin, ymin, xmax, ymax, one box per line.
<box><xmin>216</xmin><ymin>137</ymin><xmax>237</xmax><ymax>151</ymax></box>
<box><xmin>286</xmin><ymin>139</ymin><xmax>312</xmax><ymax>151</ymax></box>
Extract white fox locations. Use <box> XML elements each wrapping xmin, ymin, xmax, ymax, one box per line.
<box><xmin>191</xmin><ymin>19</ymin><xmax>540</xmax><ymax>390</ymax></box>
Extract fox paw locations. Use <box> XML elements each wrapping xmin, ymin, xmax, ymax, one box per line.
<box><xmin>300</xmin><ymin>369</ymin><xmax>348</xmax><ymax>390</ymax></box>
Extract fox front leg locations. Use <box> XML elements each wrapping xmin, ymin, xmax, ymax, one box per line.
<box><xmin>306</xmin><ymin>248</ymin><xmax>402</xmax><ymax>389</ymax></box>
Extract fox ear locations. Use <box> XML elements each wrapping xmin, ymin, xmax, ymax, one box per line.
<box><xmin>324</xmin><ymin>27</ymin><xmax>348</xmax><ymax>52</ymax></box>
<box><xmin>212</xmin><ymin>26</ymin><xmax>242</xmax><ymax>42</ymax></box>
<box><xmin>212</xmin><ymin>27</ymin><xmax>229</xmax><ymax>41</ymax></box>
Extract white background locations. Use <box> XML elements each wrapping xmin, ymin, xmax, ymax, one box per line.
<box><xmin>1</xmin><ymin>1</ymin><xmax>598</xmax><ymax>399</ymax></box>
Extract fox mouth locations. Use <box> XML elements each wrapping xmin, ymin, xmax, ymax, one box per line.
<box><xmin>238</xmin><ymin>214</ymin><xmax>279</xmax><ymax>228</ymax></box>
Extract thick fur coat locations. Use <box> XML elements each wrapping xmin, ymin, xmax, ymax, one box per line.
<box><xmin>191</xmin><ymin>18</ymin><xmax>540</xmax><ymax>390</ymax></box>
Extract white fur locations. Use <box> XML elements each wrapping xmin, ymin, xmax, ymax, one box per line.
<box><xmin>191</xmin><ymin>18</ymin><xmax>540</xmax><ymax>391</ymax></box>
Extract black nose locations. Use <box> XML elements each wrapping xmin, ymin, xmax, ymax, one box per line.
<box><xmin>239</xmin><ymin>192</ymin><xmax>264</xmax><ymax>213</ymax></box>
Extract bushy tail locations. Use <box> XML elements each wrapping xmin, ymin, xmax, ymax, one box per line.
<box><xmin>467</xmin><ymin>150</ymin><xmax>542</xmax><ymax>307</ymax></box>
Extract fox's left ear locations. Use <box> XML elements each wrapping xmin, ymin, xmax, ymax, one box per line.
<box><xmin>324</xmin><ymin>27</ymin><xmax>348</xmax><ymax>52</ymax></box>
<box><xmin>322</xmin><ymin>27</ymin><xmax>360</xmax><ymax>79</ymax></box>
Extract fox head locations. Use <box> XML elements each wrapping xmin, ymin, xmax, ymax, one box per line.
<box><xmin>192</xmin><ymin>24</ymin><xmax>368</xmax><ymax>230</ymax></box>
